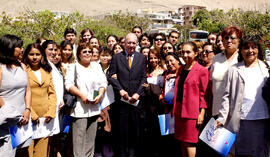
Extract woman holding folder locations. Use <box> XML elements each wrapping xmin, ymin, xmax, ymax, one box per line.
<box><xmin>64</xmin><ymin>43</ymin><xmax>107</xmax><ymax>157</ymax></box>
<box><xmin>158</xmin><ymin>52</ymin><xmax>181</xmax><ymax>157</ymax></box>
<box><xmin>216</xmin><ymin>36</ymin><xmax>270</xmax><ymax>157</ymax></box>
<box><xmin>23</xmin><ymin>42</ymin><xmax>57</xmax><ymax>157</ymax></box>
<box><xmin>0</xmin><ymin>34</ymin><xmax>31</xmax><ymax>156</ymax></box>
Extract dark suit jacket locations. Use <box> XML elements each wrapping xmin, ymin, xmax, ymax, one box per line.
<box><xmin>108</xmin><ymin>51</ymin><xmax>147</xmax><ymax>155</ymax></box>
<box><xmin>108</xmin><ymin>51</ymin><xmax>147</xmax><ymax>100</ymax></box>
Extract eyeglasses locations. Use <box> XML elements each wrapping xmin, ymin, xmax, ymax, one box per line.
<box><xmin>82</xmin><ymin>50</ymin><xmax>92</xmax><ymax>54</ymax></box>
<box><xmin>224</xmin><ymin>36</ymin><xmax>238</xmax><ymax>41</ymax></box>
<box><xmin>163</xmin><ymin>46</ymin><xmax>173</xmax><ymax>50</ymax></box>
<box><xmin>203</xmin><ymin>50</ymin><xmax>214</xmax><ymax>54</ymax></box>
<box><xmin>155</xmin><ymin>38</ymin><xmax>165</xmax><ymax>41</ymax></box>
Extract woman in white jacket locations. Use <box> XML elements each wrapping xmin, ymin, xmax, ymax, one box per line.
<box><xmin>65</xmin><ymin>43</ymin><xmax>107</xmax><ymax>157</ymax></box>
<box><xmin>42</xmin><ymin>40</ymin><xmax>65</xmax><ymax>135</ymax></box>
<box><xmin>217</xmin><ymin>36</ymin><xmax>270</xmax><ymax>157</ymax></box>
<box><xmin>42</xmin><ymin>40</ymin><xmax>65</xmax><ymax>157</ymax></box>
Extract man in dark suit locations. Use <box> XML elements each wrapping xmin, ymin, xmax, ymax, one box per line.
<box><xmin>108</xmin><ymin>33</ymin><xmax>146</xmax><ymax>157</ymax></box>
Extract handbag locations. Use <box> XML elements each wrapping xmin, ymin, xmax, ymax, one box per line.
<box><xmin>63</xmin><ymin>92</ymin><xmax>77</xmax><ymax>109</ymax></box>
<box><xmin>63</xmin><ymin>64</ymin><xmax>77</xmax><ymax>109</ymax></box>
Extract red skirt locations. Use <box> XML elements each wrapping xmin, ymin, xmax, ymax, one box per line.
<box><xmin>174</xmin><ymin>102</ymin><xmax>200</xmax><ymax>143</ymax></box>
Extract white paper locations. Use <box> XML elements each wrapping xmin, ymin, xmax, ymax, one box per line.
<box><xmin>199</xmin><ymin>118</ymin><xmax>236</xmax><ymax>157</ymax></box>
<box><xmin>100</xmin><ymin>85</ymin><xmax>115</xmax><ymax>110</ymax></box>
<box><xmin>9</xmin><ymin>119</ymin><xmax>33</xmax><ymax>149</ymax></box>
<box><xmin>120</xmin><ymin>97</ymin><xmax>140</xmax><ymax>107</ymax></box>
<box><xmin>147</xmin><ymin>76</ymin><xmax>164</xmax><ymax>87</ymax></box>
<box><xmin>32</xmin><ymin>117</ymin><xmax>55</xmax><ymax>139</ymax></box>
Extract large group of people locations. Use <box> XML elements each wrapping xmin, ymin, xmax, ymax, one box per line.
<box><xmin>0</xmin><ymin>25</ymin><xmax>270</xmax><ymax>157</ymax></box>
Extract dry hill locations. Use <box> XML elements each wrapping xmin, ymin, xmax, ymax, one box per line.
<box><xmin>0</xmin><ymin>0</ymin><xmax>269</xmax><ymax>16</ymax></box>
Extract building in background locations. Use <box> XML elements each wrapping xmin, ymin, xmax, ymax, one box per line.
<box><xmin>178</xmin><ymin>5</ymin><xmax>206</xmax><ymax>26</ymax></box>
<box><xmin>140</xmin><ymin>9</ymin><xmax>181</xmax><ymax>35</ymax></box>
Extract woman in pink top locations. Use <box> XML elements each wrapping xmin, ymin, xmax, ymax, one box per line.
<box><xmin>173</xmin><ymin>42</ymin><xmax>208</xmax><ymax>157</ymax></box>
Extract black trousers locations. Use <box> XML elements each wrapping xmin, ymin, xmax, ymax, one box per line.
<box><xmin>111</xmin><ymin>101</ymin><xmax>142</xmax><ymax>157</ymax></box>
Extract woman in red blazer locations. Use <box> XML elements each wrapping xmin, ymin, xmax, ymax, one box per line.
<box><xmin>173</xmin><ymin>42</ymin><xmax>208</xmax><ymax>157</ymax></box>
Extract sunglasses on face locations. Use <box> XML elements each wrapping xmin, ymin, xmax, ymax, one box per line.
<box><xmin>203</xmin><ymin>50</ymin><xmax>214</xmax><ymax>54</ymax></box>
<box><xmin>155</xmin><ymin>38</ymin><xmax>165</xmax><ymax>41</ymax></box>
<box><xmin>82</xmin><ymin>50</ymin><xmax>92</xmax><ymax>54</ymax></box>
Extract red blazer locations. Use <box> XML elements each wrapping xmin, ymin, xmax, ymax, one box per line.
<box><xmin>173</xmin><ymin>62</ymin><xmax>208</xmax><ymax>119</ymax></box>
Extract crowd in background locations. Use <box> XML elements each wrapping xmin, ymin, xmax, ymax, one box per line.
<box><xmin>0</xmin><ymin>24</ymin><xmax>270</xmax><ymax>157</ymax></box>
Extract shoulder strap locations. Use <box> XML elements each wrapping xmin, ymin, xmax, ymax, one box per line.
<box><xmin>74</xmin><ymin>63</ymin><xmax>77</xmax><ymax>86</ymax></box>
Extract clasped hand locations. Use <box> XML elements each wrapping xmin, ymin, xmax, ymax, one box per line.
<box><xmin>120</xmin><ymin>90</ymin><xmax>139</xmax><ymax>104</ymax></box>
<box><xmin>33</xmin><ymin>116</ymin><xmax>52</xmax><ymax>125</ymax></box>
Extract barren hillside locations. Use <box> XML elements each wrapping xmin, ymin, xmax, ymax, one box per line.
<box><xmin>0</xmin><ymin>0</ymin><xmax>269</xmax><ymax>16</ymax></box>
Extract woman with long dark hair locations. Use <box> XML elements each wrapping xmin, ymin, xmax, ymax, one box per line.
<box><xmin>23</xmin><ymin>42</ymin><xmax>57</xmax><ymax>157</ymax></box>
<box><xmin>42</xmin><ymin>40</ymin><xmax>65</xmax><ymax>156</ymax></box>
<box><xmin>79</xmin><ymin>28</ymin><xmax>94</xmax><ymax>44</ymax></box>
<box><xmin>153</xmin><ymin>33</ymin><xmax>166</xmax><ymax>54</ymax></box>
<box><xmin>160</xmin><ymin>42</ymin><xmax>176</xmax><ymax>67</ymax></box>
<box><xmin>107</xmin><ymin>35</ymin><xmax>118</xmax><ymax>51</ymax></box>
<box><xmin>141</xmin><ymin>49</ymin><xmax>165</xmax><ymax>156</ymax></box>
<box><xmin>217</xmin><ymin>36</ymin><xmax>270</xmax><ymax>157</ymax></box>
<box><xmin>112</xmin><ymin>43</ymin><xmax>123</xmax><ymax>55</ymax></box>
<box><xmin>156</xmin><ymin>52</ymin><xmax>182</xmax><ymax>157</ymax></box>
<box><xmin>139</xmin><ymin>33</ymin><xmax>152</xmax><ymax>48</ymax></box>
<box><xmin>0</xmin><ymin>34</ymin><xmax>31</xmax><ymax>156</ymax></box>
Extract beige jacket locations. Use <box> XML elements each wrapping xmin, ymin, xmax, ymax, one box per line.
<box><xmin>27</xmin><ymin>67</ymin><xmax>57</xmax><ymax>121</ymax></box>
<box><xmin>217</xmin><ymin>60</ymin><xmax>269</xmax><ymax>133</ymax></box>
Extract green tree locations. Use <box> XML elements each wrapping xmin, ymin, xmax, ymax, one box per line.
<box><xmin>192</xmin><ymin>8</ymin><xmax>270</xmax><ymax>48</ymax></box>
<box><xmin>104</xmin><ymin>10</ymin><xmax>151</xmax><ymax>33</ymax></box>
<box><xmin>0</xmin><ymin>10</ymin><xmax>150</xmax><ymax>47</ymax></box>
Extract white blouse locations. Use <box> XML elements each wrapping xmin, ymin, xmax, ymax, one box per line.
<box><xmin>32</xmin><ymin>69</ymin><xmax>42</xmax><ymax>84</ymax></box>
<box><xmin>49</xmin><ymin>61</ymin><xmax>64</xmax><ymax>135</ymax></box>
<box><xmin>241</xmin><ymin>65</ymin><xmax>269</xmax><ymax>120</ymax></box>
<box><xmin>65</xmin><ymin>62</ymin><xmax>107</xmax><ymax>118</ymax></box>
